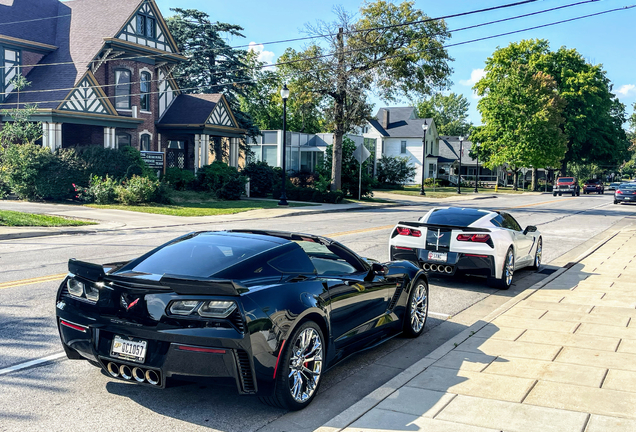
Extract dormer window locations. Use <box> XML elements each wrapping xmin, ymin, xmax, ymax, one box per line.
<box><xmin>136</xmin><ymin>14</ymin><xmax>156</xmax><ymax>39</ymax></box>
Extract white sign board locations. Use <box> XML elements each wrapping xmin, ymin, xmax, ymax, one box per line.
<box><xmin>353</xmin><ymin>144</ymin><xmax>371</xmax><ymax>164</ymax></box>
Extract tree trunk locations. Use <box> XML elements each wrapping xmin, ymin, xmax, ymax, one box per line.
<box><xmin>531</xmin><ymin>167</ymin><xmax>538</xmax><ymax>191</ymax></box>
<box><xmin>512</xmin><ymin>169</ymin><xmax>519</xmax><ymax>191</ymax></box>
<box><xmin>331</xmin><ymin>27</ymin><xmax>345</xmax><ymax>192</ymax></box>
<box><xmin>560</xmin><ymin>159</ymin><xmax>567</xmax><ymax>177</ymax></box>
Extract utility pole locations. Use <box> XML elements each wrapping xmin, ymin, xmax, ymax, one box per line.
<box><xmin>331</xmin><ymin>27</ymin><xmax>345</xmax><ymax>191</ymax></box>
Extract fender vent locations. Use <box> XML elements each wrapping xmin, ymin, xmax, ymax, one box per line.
<box><xmin>236</xmin><ymin>350</ymin><xmax>256</xmax><ymax>393</ymax></box>
<box><xmin>229</xmin><ymin>309</ymin><xmax>245</xmax><ymax>333</ymax></box>
<box><xmin>388</xmin><ymin>281</ymin><xmax>405</xmax><ymax>310</ymax></box>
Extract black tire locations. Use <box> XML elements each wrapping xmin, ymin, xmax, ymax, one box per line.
<box><xmin>403</xmin><ymin>278</ymin><xmax>429</xmax><ymax>338</ymax></box>
<box><xmin>576</xmin><ymin>190</ymin><xmax>580</xmax><ymax>196</ymax></box>
<box><xmin>531</xmin><ymin>237</ymin><xmax>542</xmax><ymax>270</ymax></box>
<box><xmin>553</xmin><ymin>192</ymin><xmax>557</xmax><ymax>197</ymax></box>
<box><xmin>489</xmin><ymin>247</ymin><xmax>514</xmax><ymax>290</ymax></box>
<box><xmin>559</xmin><ymin>193</ymin><xmax>562</xmax><ymax>196</ymax></box>
<box><xmin>614</xmin><ymin>200</ymin><xmax>619</xmax><ymax>205</ymax></box>
<box><xmin>259</xmin><ymin>321</ymin><xmax>324</xmax><ymax>411</ymax></box>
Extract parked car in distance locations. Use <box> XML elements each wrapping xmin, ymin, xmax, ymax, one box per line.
<box><xmin>607</xmin><ymin>182</ymin><xmax>622</xmax><ymax>191</ymax></box>
<box><xmin>614</xmin><ymin>183</ymin><xmax>636</xmax><ymax>204</ymax></box>
<box><xmin>553</xmin><ymin>177</ymin><xmax>580</xmax><ymax>197</ymax></box>
<box><xmin>583</xmin><ymin>179</ymin><xmax>604</xmax><ymax>194</ymax></box>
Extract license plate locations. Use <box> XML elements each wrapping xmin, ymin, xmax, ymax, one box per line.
<box><xmin>428</xmin><ymin>252</ymin><xmax>447</xmax><ymax>262</ymax></box>
<box><xmin>111</xmin><ymin>335</ymin><xmax>147</xmax><ymax>363</ymax></box>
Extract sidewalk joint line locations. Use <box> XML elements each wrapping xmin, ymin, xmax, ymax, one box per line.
<box><xmin>572</xmin><ymin>323</ymin><xmax>582</xmax><ymax>334</ymax></box>
<box><xmin>626</xmin><ymin>317</ymin><xmax>631</xmax><ymax>328</ymax></box>
<box><xmin>581</xmin><ymin>413</ymin><xmax>591</xmax><ymax>432</ymax></box>
<box><xmin>615</xmin><ymin>339</ymin><xmax>622</xmax><ymax>353</ymax></box>
<box><xmin>514</xmin><ymin>329</ymin><xmax>527</xmax><ymax>342</ymax></box>
<box><xmin>431</xmin><ymin>393</ymin><xmax>458</xmax><ymax>420</ymax></box>
<box><xmin>551</xmin><ymin>346</ymin><xmax>564</xmax><ymax>362</ymax></box>
<box><xmin>519</xmin><ymin>379</ymin><xmax>538</xmax><ymax>404</ymax></box>
<box><xmin>598</xmin><ymin>368</ymin><xmax>609</xmax><ymax>389</ymax></box>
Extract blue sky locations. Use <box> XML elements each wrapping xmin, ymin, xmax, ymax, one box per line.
<box><xmin>156</xmin><ymin>0</ymin><xmax>636</xmax><ymax>126</ymax></box>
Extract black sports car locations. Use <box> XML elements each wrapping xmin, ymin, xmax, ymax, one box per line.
<box><xmin>56</xmin><ymin>230</ymin><xmax>427</xmax><ymax>410</ymax></box>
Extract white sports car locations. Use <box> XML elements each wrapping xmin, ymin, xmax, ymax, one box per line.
<box><xmin>388</xmin><ymin>207</ymin><xmax>542</xmax><ymax>289</ymax></box>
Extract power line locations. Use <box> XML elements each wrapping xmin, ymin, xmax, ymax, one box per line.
<box><xmin>0</xmin><ymin>0</ymin><xmax>545</xmax><ymax>71</ymax></box>
<box><xmin>2</xmin><ymin>0</ymin><xmax>604</xmax><ymax>97</ymax></box>
<box><xmin>2</xmin><ymin>3</ymin><xmax>633</xmax><ymax>109</ymax></box>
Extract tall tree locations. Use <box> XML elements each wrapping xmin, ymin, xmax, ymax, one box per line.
<box><xmin>279</xmin><ymin>1</ymin><xmax>453</xmax><ymax>190</ymax></box>
<box><xmin>166</xmin><ymin>9</ymin><xmax>258</xmax><ymax>160</ymax></box>
<box><xmin>238</xmin><ymin>52</ymin><xmax>326</xmax><ymax>134</ymax></box>
<box><xmin>472</xmin><ymin>60</ymin><xmax>566</xmax><ymax>190</ymax></box>
<box><xmin>415</xmin><ymin>92</ymin><xmax>471</xmax><ymax>136</ymax></box>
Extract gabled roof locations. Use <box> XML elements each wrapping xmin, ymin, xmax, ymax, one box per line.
<box><xmin>0</xmin><ymin>0</ymin><xmax>60</xmax><ymax>47</ymax></box>
<box><xmin>439</xmin><ymin>136</ymin><xmax>476</xmax><ymax>165</ymax></box>
<box><xmin>368</xmin><ymin>107</ymin><xmax>434</xmax><ymax>138</ymax></box>
<box><xmin>157</xmin><ymin>94</ymin><xmax>245</xmax><ymax>136</ymax></box>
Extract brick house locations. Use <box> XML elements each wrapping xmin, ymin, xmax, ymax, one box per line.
<box><xmin>0</xmin><ymin>0</ymin><xmax>245</xmax><ymax>172</ymax></box>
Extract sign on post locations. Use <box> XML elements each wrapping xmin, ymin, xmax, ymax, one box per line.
<box><xmin>353</xmin><ymin>143</ymin><xmax>371</xmax><ymax>200</ymax></box>
<box><xmin>140</xmin><ymin>151</ymin><xmax>165</xmax><ymax>179</ymax></box>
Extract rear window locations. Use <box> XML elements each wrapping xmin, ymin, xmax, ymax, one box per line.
<box><xmin>557</xmin><ymin>177</ymin><xmax>574</xmax><ymax>183</ymax></box>
<box><xmin>123</xmin><ymin>233</ymin><xmax>279</xmax><ymax>278</ymax></box>
<box><xmin>426</xmin><ymin>208</ymin><xmax>489</xmax><ymax>227</ymax></box>
<box><xmin>585</xmin><ymin>179</ymin><xmax>600</xmax><ymax>184</ymax></box>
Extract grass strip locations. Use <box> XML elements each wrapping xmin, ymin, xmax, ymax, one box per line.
<box><xmin>0</xmin><ymin>210</ymin><xmax>96</xmax><ymax>227</ymax></box>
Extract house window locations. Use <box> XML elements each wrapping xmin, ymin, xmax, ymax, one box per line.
<box><xmin>136</xmin><ymin>15</ymin><xmax>156</xmax><ymax>38</ymax></box>
<box><xmin>400</xmin><ymin>140</ymin><xmax>407</xmax><ymax>154</ymax></box>
<box><xmin>117</xmin><ymin>133</ymin><xmax>131</xmax><ymax>147</ymax></box>
<box><xmin>115</xmin><ymin>69</ymin><xmax>131</xmax><ymax>109</ymax></box>
<box><xmin>140</xmin><ymin>72</ymin><xmax>150</xmax><ymax>111</ymax></box>
<box><xmin>140</xmin><ymin>134</ymin><xmax>151</xmax><ymax>151</ymax></box>
<box><xmin>168</xmin><ymin>140</ymin><xmax>184</xmax><ymax>149</ymax></box>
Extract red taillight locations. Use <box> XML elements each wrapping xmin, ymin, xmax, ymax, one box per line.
<box><xmin>60</xmin><ymin>319</ymin><xmax>87</xmax><ymax>332</ymax></box>
<box><xmin>457</xmin><ymin>234</ymin><xmax>491</xmax><ymax>243</ymax></box>
<box><xmin>616</xmin><ymin>190</ymin><xmax>623</xmax><ymax>194</ymax></box>
<box><xmin>396</xmin><ymin>227</ymin><xmax>421</xmax><ymax>237</ymax></box>
<box><xmin>395</xmin><ymin>246</ymin><xmax>413</xmax><ymax>250</ymax></box>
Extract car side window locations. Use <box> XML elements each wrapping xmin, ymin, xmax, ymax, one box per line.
<box><xmin>268</xmin><ymin>249</ymin><xmax>316</xmax><ymax>274</ymax></box>
<box><xmin>295</xmin><ymin>241</ymin><xmax>361</xmax><ymax>276</ymax></box>
<box><xmin>491</xmin><ymin>215</ymin><xmax>504</xmax><ymax>227</ymax></box>
<box><xmin>501</xmin><ymin>213</ymin><xmax>522</xmax><ymax>231</ymax></box>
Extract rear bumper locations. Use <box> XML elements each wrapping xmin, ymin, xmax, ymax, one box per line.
<box><xmin>390</xmin><ymin>246</ymin><xmax>496</xmax><ymax>277</ymax></box>
<box><xmin>615</xmin><ymin>195</ymin><xmax>636</xmax><ymax>203</ymax></box>
<box><xmin>56</xmin><ymin>302</ymin><xmax>260</xmax><ymax>394</ymax></box>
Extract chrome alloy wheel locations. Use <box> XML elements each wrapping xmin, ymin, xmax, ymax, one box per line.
<box><xmin>535</xmin><ymin>239</ymin><xmax>542</xmax><ymax>268</ymax></box>
<box><xmin>410</xmin><ymin>282</ymin><xmax>428</xmax><ymax>333</ymax></box>
<box><xmin>505</xmin><ymin>250</ymin><xmax>514</xmax><ymax>286</ymax></box>
<box><xmin>288</xmin><ymin>327</ymin><xmax>323</xmax><ymax>403</ymax></box>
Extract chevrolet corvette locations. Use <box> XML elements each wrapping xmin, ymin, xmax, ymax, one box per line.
<box><xmin>56</xmin><ymin>230</ymin><xmax>427</xmax><ymax>410</ymax></box>
<box><xmin>388</xmin><ymin>207</ymin><xmax>542</xmax><ymax>289</ymax></box>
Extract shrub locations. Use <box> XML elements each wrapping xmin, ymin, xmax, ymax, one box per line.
<box><xmin>116</xmin><ymin>175</ymin><xmax>169</xmax><ymax>205</ymax></box>
<box><xmin>0</xmin><ymin>176</ymin><xmax>9</xmax><ymax>199</ymax></box>
<box><xmin>1</xmin><ymin>143</ymin><xmax>54</xmax><ymax>200</ymax></box>
<box><xmin>197</xmin><ymin>162</ymin><xmax>246</xmax><ymax>200</ymax></box>
<box><xmin>376</xmin><ymin>155</ymin><xmax>417</xmax><ymax>186</ymax></box>
<box><xmin>75</xmin><ymin>175</ymin><xmax>118</xmax><ymax>204</ymax></box>
<box><xmin>34</xmin><ymin>150</ymin><xmax>86</xmax><ymax>200</ymax></box>
<box><xmin>74</xmin><ymin>146</ymin><xmax>152</xmax><ymax>180</ymax></box>
<box><xmin>242</xmin><ymin>161</ymin><xmax>275</xmax><ymax>197</ymax></box>
<box><xmin>164</xmin><ymin>167</ymin><xmax>195</xmax><ymax>191</ymax></box>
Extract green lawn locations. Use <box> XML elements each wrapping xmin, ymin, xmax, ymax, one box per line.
<box><xmin>0</xmin><ymin>210</ymin><xmax>97</xmax><ymax>227</ymax></box>
<box><xmin>87</xmin><ymin>191</ymin><xmax>314</xmax><ymax>216</ymax></box>
<box><xmin>378</xmin><ymin>186</ymin><xmax>526</xmax><ymax>198</ymax></box>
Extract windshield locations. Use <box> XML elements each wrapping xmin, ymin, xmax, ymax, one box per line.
<box><xmin>425</xmin><ymin>208</ymin><xmax>490</xmax><ymax>227</ymax></box>
<box><xmin>557</xmin><ymin>177</ymin><xmax>574</xmax><ymax>183</ymax></box>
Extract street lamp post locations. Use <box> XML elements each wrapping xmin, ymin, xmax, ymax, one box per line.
<box><xmin>278</xmin><ymin>84</ymin><xmax>290</xmax><ymax>206</ymax></box>
<box><xmin>420</xmin><ymin>121</ymin><xmax>428</xmax><ymax>196</ymax></box>
<box><xmin>457</xmin><ymin>136</ymin><xmax>464</xmax><ymax>194</ymax></box>
<box><xmin>474</xmin><ymin>142</ymin><xmax>480</xmax><ymax>193</ymax></box>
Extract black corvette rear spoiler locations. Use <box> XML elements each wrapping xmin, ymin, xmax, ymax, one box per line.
<box><xmin>67</xmin><ymin>259</ymin><xmax>246</xmax><ymax>296</ymax></box>
<box><xmin>396</xmin><ymin>222</ymin><xmax>491</xmax><ymax>232</ymax></box>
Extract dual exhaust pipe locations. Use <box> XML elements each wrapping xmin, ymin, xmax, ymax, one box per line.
<box><xmin>106</xmin><ymin>362</ymin><xmax>160</xmax><ymax>386</ymax></box>
<box><xmin>423</xmin><ymin>263</ymin><xmax>453</xmax><ymax>274</ymax></box>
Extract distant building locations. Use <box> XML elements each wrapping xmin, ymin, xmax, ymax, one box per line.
<box><xmin>361</xmin><ymin>107</ymin><xmax>439</xmax><ymax>184</ymax></box>
<box><xmin>0</xmin><ymin>0</ymin><xmax>245</xmax><ymax>172</ymax></box>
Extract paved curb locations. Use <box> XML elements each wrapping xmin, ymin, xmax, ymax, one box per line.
<box><xmin>315</xmin><ymin>228</ymin><xmax>622</xmax><ymax>432</ymax></box>
<box><xmin>0</xmin><ymin>195</ymin><xmax>498</xmax><ymax>241</ymax></box>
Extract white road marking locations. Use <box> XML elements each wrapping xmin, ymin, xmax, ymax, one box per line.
<box><xmin>428</xmin><ymin>311</ymin><xmax>451</xmax><ymax>319</ymax></box>
<box><xmin>0</xmin><ymin>352</ymin><xmax>65</xmax><ymax>376</ymax></box>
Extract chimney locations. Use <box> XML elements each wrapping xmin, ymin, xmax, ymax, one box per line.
<box><xmin>381</xmin><ymin>109</ymin><xmax>390</xmax><ymax>128</ymax></box>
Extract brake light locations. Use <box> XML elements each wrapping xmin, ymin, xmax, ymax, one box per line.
<box><xmin>616</xmin><ymin>190</ymin><xmax>623</xmax><ymax>194</ymax></box>
<box><xmin>396</xmin><ymin>227</ymin><xmax>421</xmax><ymax>237</ymax></box>
<box><xmin>457</xmin><ymin>234</ymin><xmax>491</xmax><ymax>243</ymax></box>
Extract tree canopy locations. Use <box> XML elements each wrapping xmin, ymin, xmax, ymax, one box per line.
<box><xmin>166</xmin><ymin>9</ymin><xmax>258</xmax><ymax>158</ymax></box>
<box><xmin>279</xmin><ymin>0</ymin><xmax>453</xmax><ymax>190</ymax></box>
<box><xmin>415</xmin><ymin>93</ymin><xmax>472</xmax><ymax>136</ymax></box>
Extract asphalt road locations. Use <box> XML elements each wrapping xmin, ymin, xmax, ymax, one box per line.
<box><xmin>0</xmin><ymin>193</ymin><xmax>634</xmax><ymax>432</ymax></box>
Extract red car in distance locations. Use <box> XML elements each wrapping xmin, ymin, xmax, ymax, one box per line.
<box><xmin>553</xmin><ymin>177</ymin><xmax>580</xmax><ymax>197</ymax></box>
<box><xmin>583</xmin><ymin>179</ymin><xmax>604</xmax><ymax>194</ymax></box>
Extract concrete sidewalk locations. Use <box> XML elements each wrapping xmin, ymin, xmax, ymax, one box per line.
<box><xmin>318</xmin><ymin>226</ymin><xmax>636</xmax><ymax>432</ymax></box>
<box><xmin>0</xmin><ymin>192</ymin><xmax>495</xmax><ymax>240</ymax></box>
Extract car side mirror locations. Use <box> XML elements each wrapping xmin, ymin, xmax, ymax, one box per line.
<box><xmin>523</xmin><ymin>225</ymin><xmax>537</xmax><ymax>235</ymax></box>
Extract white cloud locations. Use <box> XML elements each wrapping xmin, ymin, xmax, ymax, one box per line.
<box><xmin>459</xmin><ymin>68</ymin><xmax>486</xmax><ymax>87</ymax></box>
<box><xmin>248</xmin><ymin>42</ymin><xmax>275</xmax><ymax>65</ymax></box>
<box><xmin>617</xmin><ymin>84</ymin><xmax>636</xmax><ymax>97</ymax></box>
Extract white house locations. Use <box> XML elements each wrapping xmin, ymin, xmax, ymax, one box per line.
<box><xmin>361</xmin><ymin>107</ymin><xmax>439</xmax><ymax>185</ymax></box>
